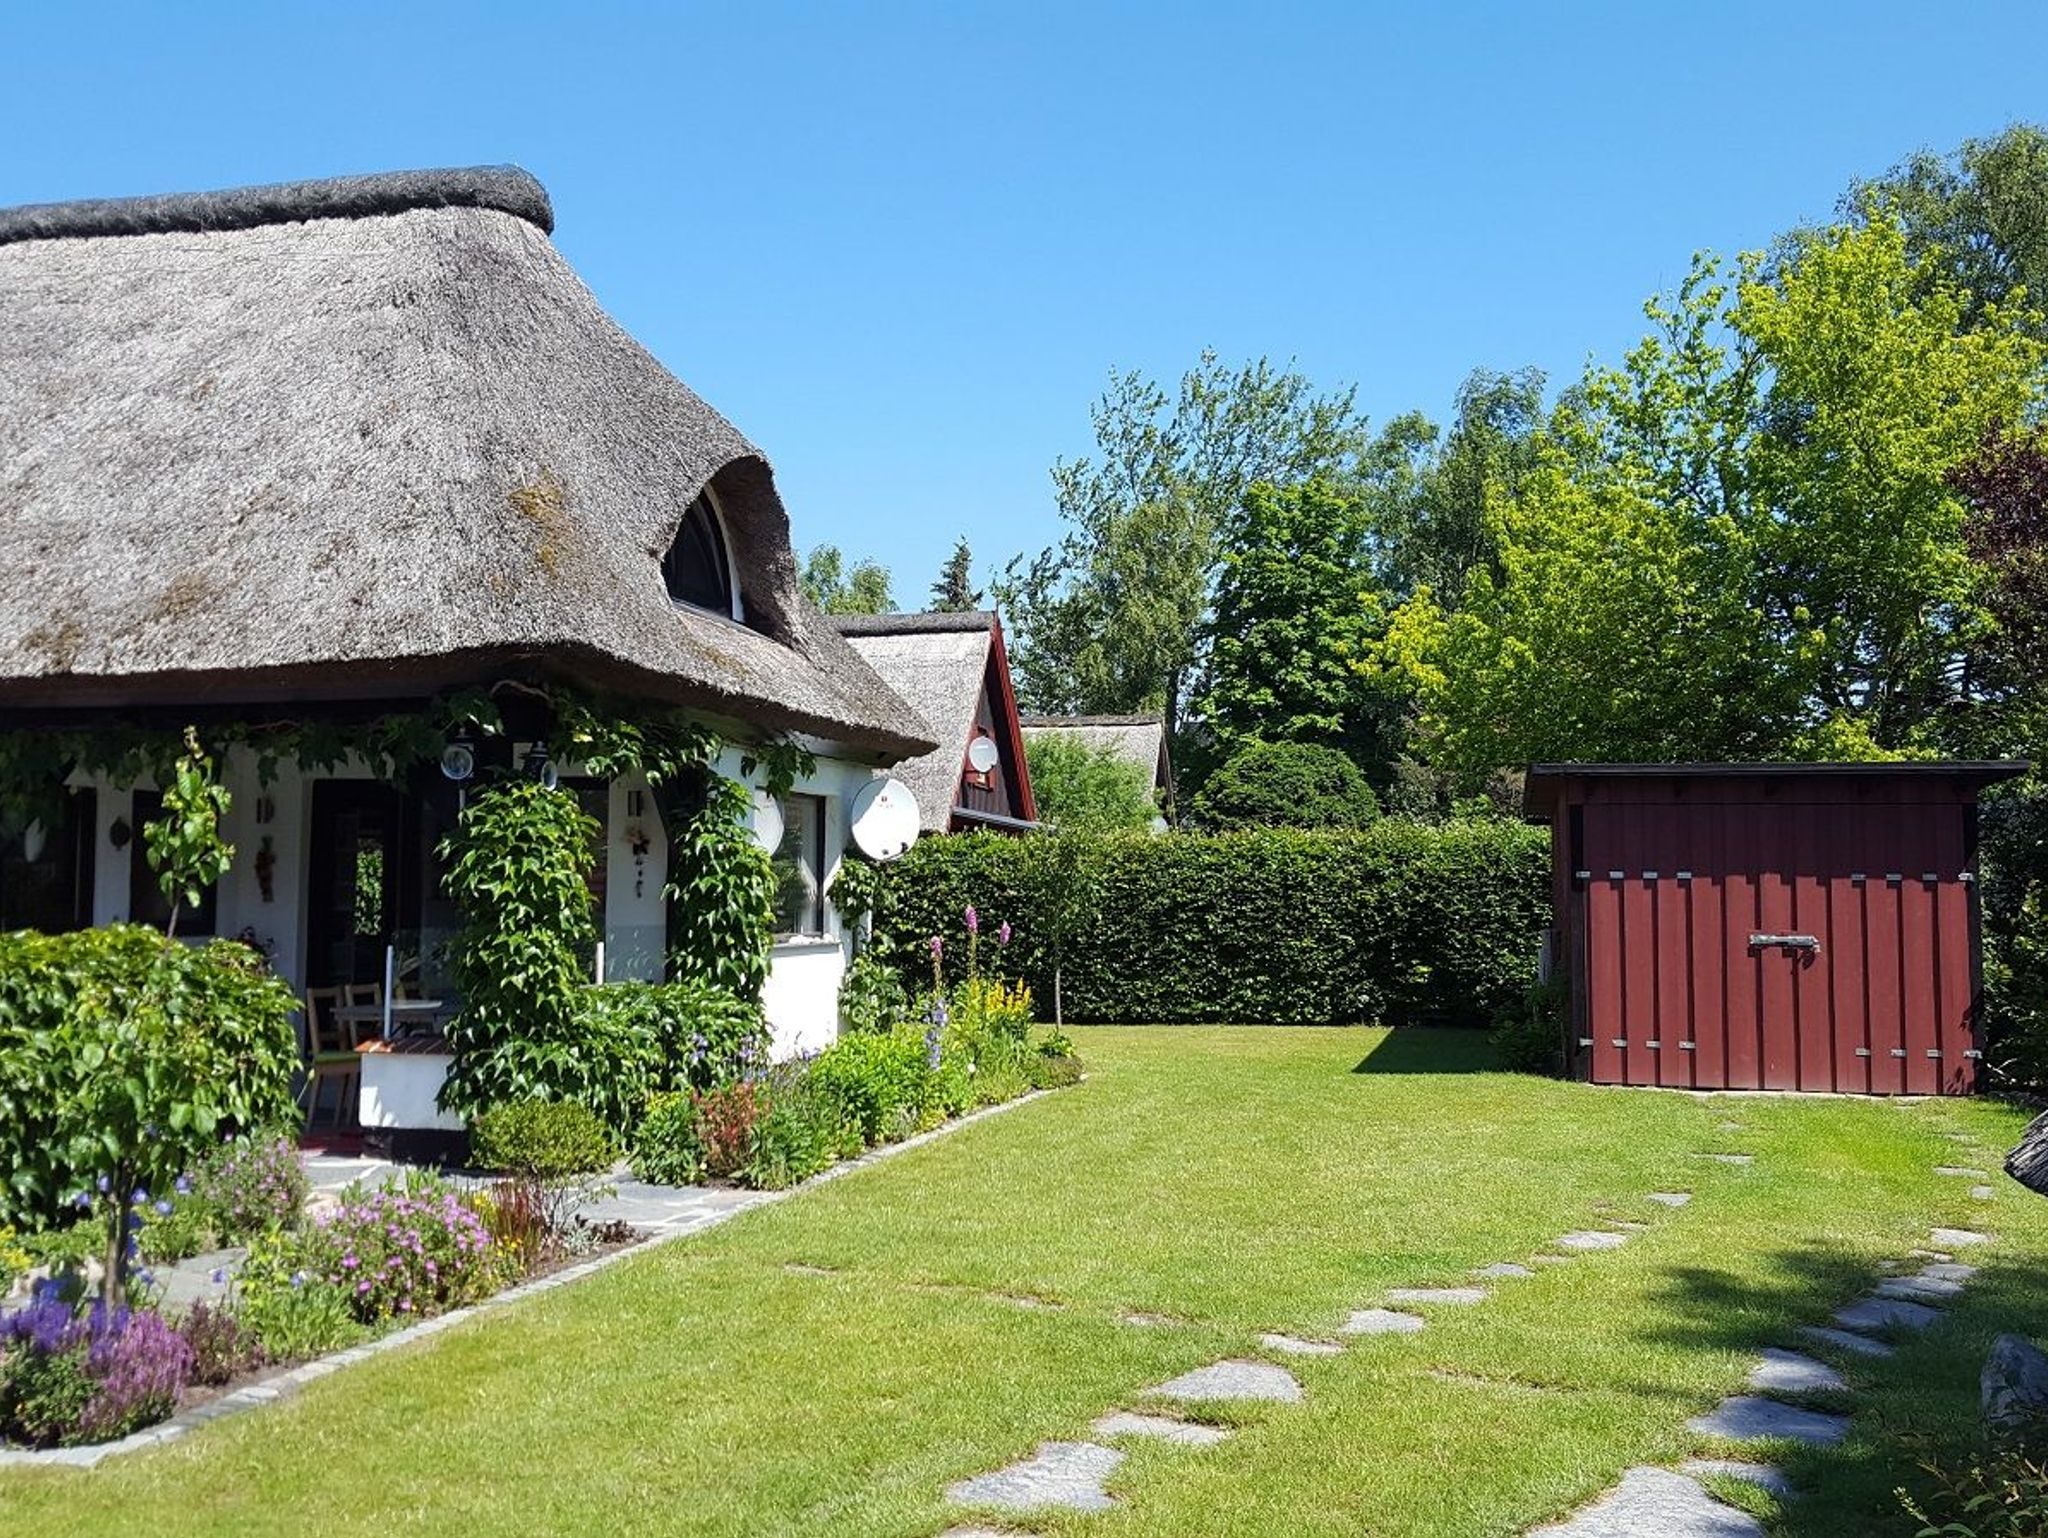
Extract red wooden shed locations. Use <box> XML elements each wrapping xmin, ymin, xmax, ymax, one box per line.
<box><xmin>1524</xmin><ymin>763</ymin><xmax>2027</xmax><ymax>1095</ymax></box>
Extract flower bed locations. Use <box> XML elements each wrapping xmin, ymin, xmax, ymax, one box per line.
<box><xmin>0</xmin><ymin>1140</ymin><xmax>639</xmax><ymax>1451</ymax></box>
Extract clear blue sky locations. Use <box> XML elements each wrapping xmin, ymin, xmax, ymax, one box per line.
<box><xmin>6</xmin><ymin>2</ymin><xmax>2044</xmax><ymax>603</ymax></box>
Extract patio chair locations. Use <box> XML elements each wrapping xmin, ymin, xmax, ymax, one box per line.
<box><xmin>303</xmin><ymin>986</ymin><xmax>360</xmax><ymax>1131</ymax></box>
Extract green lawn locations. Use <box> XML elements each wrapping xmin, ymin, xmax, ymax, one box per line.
<box><xmin>4</xmin><ymin>1027</ymin><xmax>2044</xmax><ymax>1537</ymax></box>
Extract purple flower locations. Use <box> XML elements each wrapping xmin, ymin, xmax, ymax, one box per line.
<box><xmin>964</xmin><ymin>905</ymin><xmax>979</xmax><ymax>935</ymax></box>
<box><xmin>130</xmin><ymin>1188</ymin><xmax>148</xmax><ymax>1206</ymax></box>
<box><xmin>929</xmin><ymin>935</ymin><xmax>943</xmax><ymax>959</ymax></box>
<box><xmin>998</xmin><ymin>921</ymin><xmax>1013</xmax><ymax>947</ymax></box>
<box><xmin>97</xmin><ymin>1175</ymin><xmax>111</xmax><ymax>1194</ymax></box>
<box><xmin>210</xmin><ymin>1268</ymin><xmax>229</xmax><ymax>1286</ymax></box>
<box><xmin>153</xmin><ymin>1199</ymin><xmax>173</xmax><ymax>1216</ymax></box>
<box><xmin>174</xmin><ymin>1175</ymin><xmax>192</xmax><ymax>1196</ymax></box>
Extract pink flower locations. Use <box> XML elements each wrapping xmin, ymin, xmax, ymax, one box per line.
<box><xmin>998</xmin><ymin>921</ymin><xmax>1012</xmax><ymax>946</ymax></box>
<box><xmin>964</xmin><ymin>905</ymin><xmax>979</xmax><ymax>934</ymax></box>
<box><xmin>929</xmin><ymin>935</ymin><xmax>943</xmax><ymax>958</ymax></box>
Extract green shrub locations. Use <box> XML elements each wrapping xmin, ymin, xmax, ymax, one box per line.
<box><xmin>1488</xmin><ymin>977</ymin><xmax>1567</xmax><ymax>1076</ymax></box>
<box><xmin>1027</xmin><ymin>1053</ymin><xmax>1084</xmax><ymax>1090</ymax></box>
<box><xmin>469</xmin><ymin>1100</ymin><xmax>619</xmax><ymax>1178</ymax></box>
<box><xmin>742</xmin><ymin>1065</ymin><xmax>856</xmax><ymax>1190</ymax></box>
<box><xmin>1192</xmin><ymin>740</ymin><xmax>1380</xmax><ymax>831</ymax></box>
<box><xmin>235</xmin><ymin>1229</ymin><xmax>365</xmax><ymax>1362</ymax></box>
<box><xmin>1025</xmin><ymin>732</ymin><xmax>1158</xmax><ymax>833</ymax></box>
<box><xmin>631</xmin><ymin>1092</ymin><xmax>706</xmax><ymax>1186</ymax></box>
<box><xmin>0</xmin><ymin>925</ymin><xmax>300</xmax><ymax>1233</ymax></box>
<box><xmin>808</xmin><ymin>1031</ymin><xmax>933</xmax><ymax>1145</ymax></box>
<box><xmin>876</xmin><ymin>823</ymin><xmax>1549</xmax><ymax>1026</ymax></box>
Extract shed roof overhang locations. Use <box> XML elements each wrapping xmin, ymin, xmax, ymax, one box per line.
<box><xmin>1521</xmin><ymin>760</ymin><xmax>2031</xmax><ymax>821</ymax></box>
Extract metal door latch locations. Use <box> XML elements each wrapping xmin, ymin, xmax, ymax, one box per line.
<box><xmin>1749</xmin><ymin>932</ymin><xmax>1821</xmax><ymax>953</ymax></box>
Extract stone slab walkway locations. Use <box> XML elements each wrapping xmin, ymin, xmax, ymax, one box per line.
<box><xmin>1530</xmin><ymin>1466</ymin><xmax>1765</xmax><ymax>1537</ymax></box>
<box><xmin>1145</xmin><ymin>1360</ymin><xmax>1304</xmax><ymax>1403</ymax></box>
<box><xmin>1687</xmin><ymin>1394</ymin><xmax>1850</xmax><ymax>1446</ymax></box>
<box><xmin>1092</xmin><ymin>1411</ymin><xmax>1232</xmax><ymax>1447</ymax></box>
<box><xmin>945</xmin><ymin>1440</ymin><xmax>1124</xmax><ymax>1513</ymax></box>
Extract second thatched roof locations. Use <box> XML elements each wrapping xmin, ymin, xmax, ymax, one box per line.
<box><xmin>0</xmin><ymin>165</ymin><xmax>933</xmax><ymax>760</ymax></box>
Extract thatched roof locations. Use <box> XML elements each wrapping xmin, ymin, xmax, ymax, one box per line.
<box><xmin>1020</xmin><ymin>713</ymin><xmax>1173</xmax><ymax>791</ymax></box>
<box><xmin>0</xmin><ymin>166</ymin><xmax>933</xmax><ymax>759</ymax></box>
<box><xmin>832</xmin><ymin>612</ymin><xmax>1001</xmax><ymax>828</ymax></box>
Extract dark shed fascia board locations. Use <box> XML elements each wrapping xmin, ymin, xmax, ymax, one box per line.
<box><xmin>950</xmin><ymin>806</ymin><xmax>1044</xmax><ymax>834</ymax></box>
<box><xmin>1522</xmin><ymin>760</ymin><xmax>2031</xmax><ymax>820</ymax></box>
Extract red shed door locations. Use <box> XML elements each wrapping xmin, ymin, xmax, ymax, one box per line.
<box><xmin>1580</xmin><ymin>797</ymin><xmax>1975</xmax><ymax>1094</ymax></box>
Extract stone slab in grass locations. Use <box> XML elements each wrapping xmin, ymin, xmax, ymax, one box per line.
<box><xmin>1921</xmin><ymin>1261</ymin><xmax>1979</xmax><ymax>1283</ymax></box>
<box><xmin>1931</xmin><ymin>1227</ymin><xmax>1993</xmax><ymax>1248</ymax></box>
<box><xmin>1972</xmin><ymin>1185</ymin><xmax>1997</xmax><ymax>1201</ymax></box>
<box><xmin>1387</xmin><ymin>1286</ymin><xmax>1489</xmax><ymax>1305</ymax></box>
<box><xmin>945</xmin><ymin>1441</ymin><xmax>1124</xmax><ymax>1513</ymax></box>
<box><xmin>1835</xmin><ymin>1296</ymin><xmax>1942</xmax><ymax>1334</ymax></box>
<box><xmin>1687</xmin><ymin>1395</ymin><xmax>1850</xmax><ymax>1446</ymax></box>
<box><xmin>1340</xmin><ymin>1308</ymin><xmax>1427</xmax><ymax>1336</ymax></box>
<box><xmin>1748</xmin><ymin>1348</ymin><xmax>1847</xmax><ymax>1395</ymax></box>
<box><xmin>1876</xmin><ymin>1274</ymin><xmax>1965</xmax><ymax>1303</ymax></box>
<box><xmin>1797</xmin><ymin>1325</ymin><xmax>1895</xmax><ymax>1359</ymax></box>
<box><xmin>1696</xmin><ymin>1152</ymin><xmax>1756</xmax><ymax>1166</ymax></box>
<box><xmin>1475</xmin><ymin>1262</ymin><xmax>1535</xmax><ymax>1279</ymax></box>
<box><xmin>1092</xmin><ymin>1411</ymin><xmax>1233</xmax><ymax>1447</ymax></box>
<box><xmin>1934</xmin><ymin>1166</ymin><xmax>1989</xmax><ymax>1178</ymax></box>
<box><xmin>1118</xmin><ymin>1311</ymin><xmax>1175</xmax><ymax>1328</ymax></box>
<box><xmin>1259</xmin><ymin>1333</ymin><xmax>1344</xmax><ymax>1356</ymax></box>
<box><xmin>1530</xmin><ymin>1467</ymin><xmax>1765</xmax><ymax>1537</ymax></box>
<box><xmin>1680</xmin><ymin>1458</ymin><xmax>1795</xmax><ymax>1498</ymax></box>
<box><xmin>1145</xmin><ymin>1360</ymin><xmax>1304</xmax><ymax>1403</ymax></box>
<box><xmin>1648</xmin><ymin>1191</ymin><xmax>1694</xmax><ymax>1206</ymax></box>
<box><xmin>1557</xmin><ymin>1230</ymin><xmax>1629</xmax><ymax>1251</ymax></box>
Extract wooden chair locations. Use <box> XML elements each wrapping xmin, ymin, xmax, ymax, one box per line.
<box><xmin>303</xmin><ymin>986</ymin><xmax>359</xmax><ymax>1130</ymax></box>
<box><xmin>345</xmin><ymin>982</ymin><xmax>382</xmax><ymax>1010</ymax></box>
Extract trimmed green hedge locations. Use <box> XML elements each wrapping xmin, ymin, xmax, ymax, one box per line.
<box><xmin>874</xmin><ymin>823</ymin><xmax>1550</xmax><ymax>1026</ymax></box>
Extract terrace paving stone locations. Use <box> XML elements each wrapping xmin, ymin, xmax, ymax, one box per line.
<box><xmin>1687</xmin><ymin>1395</ymin><xmax>1850</xmax><ymax>1446</ymax></box>
<box><xmin>1531</xmin><ymin>1467</ymin><xmax>1766</xmax><ymax>1537</ymax></box>
<box><xmin>1557</xmin><ymin>1230</ymin><xmax>1629</xmax><ymax>1251</ymax></box>
<box><xmin>1145</xmin><ymin>1360</ymin><xmax>1304</xmax><ymax>1403</ymax></box>
<box><xmin>1091</xmin><ymin>1412</ymin><xmax>1233</xmax><ymax>1446</ymax></box>
<box><xmin>1934</xmin><ymin>1166</ymin><xmax>1989</xmax><ymax>1178</ymax></box>
<box><xmin>1680</xmin><ymin>1459</ymin><xmax>1796</xmax><ymax>1498</ymax></box>
<box><xmin>1920</xmin><ymin>1261</ymin><xmax>1979</xmax><ymax>1283</ymax></box>
<box><xmin>1748</xmin><ymin>1349</ymin><xmax>1846</xmax><ymax>1395</ymax></box>
<box><xmin>1387</xmin><ymin>1286</ymin><xmax>1489</xmax><ymax>1305</ymax></box>
<box><xmin>1835</xmin><ymin>1297</ymin><xmax>1942</xmax><ymax>1333</ymax></box>
<box><xmin>1797</xmin><ymin>1325</ymin><xmax>1895</xmax><ymax>1359</ymax></box>
<box><xmin>946</xmin><ymin>1441</ymin><xmax>1124</xmax><ymax>1513</ymax></box>
<box><xmin>1340</xmin><ymin>1309</ymin><xmax>1428</xmax><ymax>1336</ymax></box>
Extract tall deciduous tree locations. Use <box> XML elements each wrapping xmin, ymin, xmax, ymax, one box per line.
<box><xmin>1848</xmin><ymin>122</ymin><xmax>2048</xmax><ymax>337</ymax></box>
<box><xmin>1380</xmin><ymin>216</ymin><xmax>2046</xmax><ymax>775</ymax></box>
<box><xmin>1198</xmin><ymin>479</ymin><xmax>1405</xmax><ymax>778</ymax></box>
<box><xmin>930</xmin><ymin>537</ymin><xmax>982</xmax><ymax>611</ymax></box>
<box><xmin>996</xmin><ymin>352</ymin><xmax>1371</xmax><ymax>744</ymax></box>
<box><xmin>800</xmin><ymin>545</ymin><xmax>894</xmax><ymax>616</ymax></box>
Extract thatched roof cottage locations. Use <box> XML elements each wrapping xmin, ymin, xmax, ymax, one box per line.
<box><xmin>0</xmin><ymin>165</ymin><xmax>937</xmax><ymax>1097</ymax></box>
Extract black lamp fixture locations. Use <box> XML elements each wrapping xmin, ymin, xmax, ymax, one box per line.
<box><xmin>524</xmin><ymin>739</ymin><xmax>559</xmax><ymax>792</ymax></box>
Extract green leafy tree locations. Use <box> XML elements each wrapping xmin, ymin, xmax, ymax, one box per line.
<box><xmin>1191</xmin><ymin>740</ymin><xmax>1380</xmax><ymax>831</ymax></box>
<box><xmin>800</xmin><ymin>545</ymin><xmax>894</xmax><ymax>615</ymax></box>
<box><xmin>1024</xmin><ymin>733</ymin><xmax>1157</xmax><ymax>834</ymax></box>
<box><xmin>930</xmin><ymin>537</ymin><xmax>982</xmax><ymax>611</ymax></box>
<box><xmin>143</xmin><ymin>727</ymin><xmax>234</xmax><ymax>941</ymax></box>
<box><xmin>1199</xmin><ymin>479</ymin><xmax>1406</xmax><ymax>778</ymax></box>
<box><xmin>996</xmin><ymin>352</ymin><xmax>1372</xmax><ymax>744</ymax></box>
<box><xmin>1381</xmin><ymin>216</ymin><xmax>2046</xmax><ymax>774</ymax></box>
<box><xmin>1848</xmin><ymin>122</ymin><xmax>2048</xmax><ymax>336</ymax></box>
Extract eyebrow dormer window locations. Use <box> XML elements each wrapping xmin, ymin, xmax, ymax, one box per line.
<box><xmin>663</xmin><ymin>491</ymin><xmax>741</xmax><ymax>618</ymax></box>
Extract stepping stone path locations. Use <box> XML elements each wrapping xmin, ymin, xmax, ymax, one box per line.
<box><xmin>1798</xmin><ymin>1324</ymin><xmax>1895</xmax><ymax>1359</ymax></box>
<box><xmin>1341</xmin><ymin>1308</ymin><xmax>1427</xmax><ymax>1336</ymax></box>
<box><xmin>1557</xmin><ymin>1230</ymin><xmax>1629</xmax><ymax>1251</ymax></box>
<box><xmin>1680</xmin><ymin>1458</ymin><xmax>1795</xmax><ymax>1497</ymax></box>
<box><xmin>1687</xmin><ymin>1394</ymin><xmax>1850</xmax><ymax>1446</ymax></box>
<box><xmin>1118</xmin><ymin>1311</ymin><xmax>1173</xmax><ymax>1327</ymax></box>
<box><xmin>1934</xmin><ymin>1166</ymin><xmax>1987</xmax><ymax>1178</ymax></box>
<box><xmin>1648</xmin><ymin>1191</ymin><xmax>1693</xmax><ymax>1206</ymax></box>
<box><xmin>1259</xmin><ymin>1332</ymin><xmax>1343</xmax><ymax>1356</ymax></box>
<box><xmin>1476</xmin><ymin>1262</ymin><xmax>1535</xmax><ymax>1279</ymax></box>
<box><xmin>1696</xmin><ymin>1152</ymin><xmax>1755</xmax><ymax>1165</ymax></box>
<box><xmin>1835</xmin><ymin>1296</ymin><xmax>1941</xmax><ymax>1333</ymax></box>
<box><xmin>1876</xmin><ymin>1273</ymin><xmax>1964</xmax><ymax>1303</ymax></box>
<box><xmin>1092</xmin><ymin>1411</ymin><xmax>1232</xmax><ymax>1447</ymax></box>
<box><xmin>1921</xmin><ymin>1261</ymin><xmax>1978</xmax><ymax>1282</ymax></box>
<box><xmin>1146</xmin><ymin>1360</ymin><xmax>1303</xmax><ymax>1403</ymax></box>
<box><xmin>1748</xmin><ymin>1348</ymin><xmax>1846</xmax><ymax>1395</ymax></box>
<box><xmin>1531</xmin><ymin>1466</ymin><xmax>1765</xmax><ymax>1537</ymax></box>
<box><xmin>946</xmin><ymin>1441</ymin><xmax>1124</xmax><ymax>1513</ymax></box>
<box><xmin>1931</xmin><ymin>1227</ymin><xmax>1992</xmax><ymax>1248</ymax></box>
<box><xmin>1387</xmin><ymin>1286</ymin><xmax>1489</xmax><ymax>1305</ymax></box>
<box><xmin>1972</xmin><ymin>1185</ymin><xmax>1997</xmax><ymax>1201</ymax></box>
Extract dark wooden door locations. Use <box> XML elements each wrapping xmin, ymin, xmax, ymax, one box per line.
<box><xmin>305</xmin><ymin>782</ymin><xmax>421</xmax><ymax>988</ymax></box>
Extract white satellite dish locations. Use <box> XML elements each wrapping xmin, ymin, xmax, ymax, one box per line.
<box><xmin>849</xmin><ymin>777</ymin><xmax>920</xmax><ymax>861</ymax></box>
<box><xmin>748</xmin><ymin>789</ymin><xmax>785</xmax><ymax>855</ymax></box>
<box><xmin>965</xmin><ymin>735</ymin><xmax>1000</xmax><ymax>774</ymax></box>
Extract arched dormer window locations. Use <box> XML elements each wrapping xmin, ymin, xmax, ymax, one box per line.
<box><xmin>662</xmin><ymin>490</ymin><xmax>741</xmax><ymax>619</ymax></box>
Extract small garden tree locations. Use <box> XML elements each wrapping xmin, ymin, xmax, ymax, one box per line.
<box><xmin>1191</xmin><ymin>740</ymin><xmax>1379</xmax><ymax>831</ymax></box>
<box><xmin>1025</xmin><ymin>733</ymin><xmax>1157</xmax><ymax>833</ymax></box>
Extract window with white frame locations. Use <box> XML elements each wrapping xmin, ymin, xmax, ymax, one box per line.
<box><xmin>772</xmin><ymin>793</ymin><xmax>828</xmax><ymax>938</ymax></box>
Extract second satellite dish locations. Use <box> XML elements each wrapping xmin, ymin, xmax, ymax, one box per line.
<box><xmin>849</xmin><ymin>777</ymin><xmax>920</xmax><ymax>861</ymax></box>
<box><xmin>747</xmin><ymin>788</ymin><xmax>785</xmax><ymax>854</ymax></box>
<box><xmin>965</xmin><ymin>735</ymin><xmax>1000</xmax><ymax>774</ymax></box>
